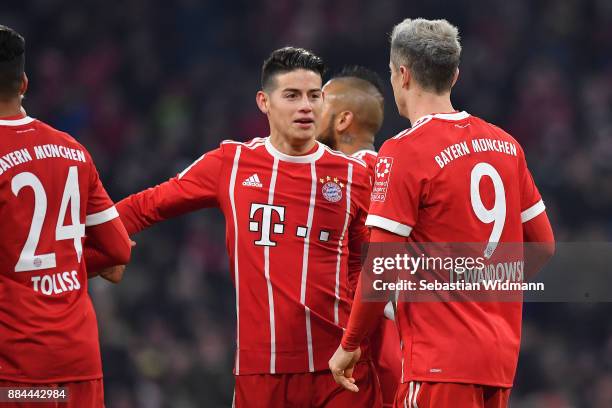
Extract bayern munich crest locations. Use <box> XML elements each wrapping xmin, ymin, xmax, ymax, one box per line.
<box><xmin>319</xmin><ymin>176</ymin><xmax>344</xmax><ymax>202</ymax></box>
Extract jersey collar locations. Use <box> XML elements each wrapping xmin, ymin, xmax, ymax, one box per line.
<box><xmin>414</xmin><ymin>111</ymin><xmax>470</xmax><ymax>125</ymax></box>
<box><xmin>264</xmin><ymin>137</ymin><xmax>325</xmax><ymax>163</ymax></box>
<box><xmin>0</xmin><ymin>116</ymin><xmax>35</xmax><ymax>126</ymax></box>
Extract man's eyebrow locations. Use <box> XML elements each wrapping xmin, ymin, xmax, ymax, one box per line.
<box><xmin>280</xmin><ymin>88</ymin><xmax>322</xmax><ymax>93</ymax></box>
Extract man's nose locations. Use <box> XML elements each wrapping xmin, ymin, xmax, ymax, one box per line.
<box><xmin>298</xmin><ymin>95</ymin><xmax>313</xmax><ymax>112</ymax></box>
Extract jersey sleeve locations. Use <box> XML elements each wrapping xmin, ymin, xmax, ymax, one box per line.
<box><xmin>117</xmin><ymin>147</ymin><xmax>223</xmax><ymax>234</ymax></box>
<box><xmin>365</xmin><ymin>140</ymin><xmax>423</xmax><ymax>237</ymax></box>
<box><xmin>85</xmin><ymin>152</ymin><xmax>119</xmax><ymax>227</ymax></box>
<box><xmin>84</xmin><ymin>217</ymin><xmax>131</xmax><ymax>273</ymax></box>
<box><xmin>517</xmin><ymin>147</ymin><xmax>545</xmax><ymax>223</ymax></box>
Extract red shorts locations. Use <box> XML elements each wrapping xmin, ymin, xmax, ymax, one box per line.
<box><xmin>370</xmin><ymin>318</ymin><xmax>401</xmax><ymax>408</ymax></box>
<box><xmin>395</xmin><ymin>381</ymin><xmax>511</xmax><ymax>408</ymax></box>
<box><xmin>233</xmin><ymin>360</ymin><xmax>382</xmax><ymax>408</ymax></box>
<box><xmin>0</xmin><ymin>379</ymin><xmax>104</xmax><ymax>408</ymax></box>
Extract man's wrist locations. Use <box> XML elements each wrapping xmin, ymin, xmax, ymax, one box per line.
<box><xmin>340</xmin><ymin>338</ymin><xmax>360</xmax><ymax>352</ymax></box>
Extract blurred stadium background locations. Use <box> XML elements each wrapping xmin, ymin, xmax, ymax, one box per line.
<box><xmin>3</xmin><ymin>0</ymin><xmax>612</xmax><ymax>407</ymax></box>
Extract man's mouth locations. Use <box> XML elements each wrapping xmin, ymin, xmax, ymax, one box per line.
<box><xmin>294</xmin><ymin>118</ymin><xmax>314</xmax><ymax>128</ymax></box>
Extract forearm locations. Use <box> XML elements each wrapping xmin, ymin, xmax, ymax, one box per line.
<box><xmin>341</xmin><ymin>279</ymin><xmax>387</xmax><ymax>351</ymax></box>
<box><xmin>342</xmin><ymin>227</ymin><xmax>405</xmax><ymax>350</ymax></box>
<box><xmin>85</xmin><ymin>217</ymin><xmax>131</xmax><ymax>274</ymax></box>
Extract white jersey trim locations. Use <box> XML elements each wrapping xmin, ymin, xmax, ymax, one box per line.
<box><xmin>0</xmin><ymin>116</ymin><xmax>35</xmax><ymax>126</ymax></box>
<box><xmin>394</xmin><ymin>112</ymin><xmax>470</xmax><ymax>141</ymax></box>
<box><xmin>178</xmin><ymin>153</ymin><xmax>206</xmax><ymax>179</ymax></box>
<box><xmin>366</xmin><ymin>214</ymin><xmax>413</xmax><ymax>237</ymax></box>
<box><xmin>265</xmin><ymin>157</ymin><xmax>280</xmax><ymax>373</ymax></box>
<box><xmin>521</xmin><ymin>199</ymin><xmax>546</xmax><ymax>223</ymax></box>
<box><xmin>413</xmin><ymin>381</ymin><xmax>421</xmax><ymax>408</ymax></box>
<box><xmin>222</xmin><ymin>138</ymin><xmax>266</xmax><ymax>150</ymax></box>
<box><xmin>229</xmin><ymin>146</ymin><xmax>242</xmax><ymax>374</ymax></box>
<box><xmin>433</xmin><ymin>111</ymin><xmax>470</xmax><ymax>121</ymax></box>
<box><xmin>352</xmin><ymin>149</ymin><xmax>377</xmax><ymax>160</ymax></box>
<box><xmin>383</xmin><ymin>301</ymin><xmax>395</xmax><ymax>321</ymax></box>
<box><xmin>393</xmin><ymin>117</ymin><xmax>434</xmax><ymax>140</ymax></box>
<box><xmin>406</xmin><ymin>381</ymin><xmax>413</xmax><ymax>408</ymax></box>
<box><xmin>300</xmin><ymin>161</ymin><xmax>318</xmax><ymax>372</ymax></box>
<box><xmin>85</xmin><ymin>206</ymin><xmax>119</xmax><ymax>226</ymax></box>
<box><xmin>264</xmin><ymin>138</ymin><xmax>324</xmax><ymax>163</ymax></box>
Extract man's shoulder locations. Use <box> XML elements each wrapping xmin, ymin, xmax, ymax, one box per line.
<box><xmin>320</xmin><ymin>143</ymin><xmax>368</xmax><ymax>170</ymax></box>
<box><xmin>12</xmin><ymin>118</ymin><xmax>84</xmax><ymax>149</ymax></box>
<box><xmin>220</xmin><ymin>137</ymin><xmax>267</xmax><ymax>151</ymax></box>
<box><xmin>12</xmin><ymin>119</ymin><xmax>94</xmax><ymax>163</ymax></box>
<box><xmin>352</xmin><ymin>149</ymin><xmax>378</xmax><ymax>162</ymax></box>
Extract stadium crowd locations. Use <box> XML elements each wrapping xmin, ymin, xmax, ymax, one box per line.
<box><xmin>3</xmin><ymin>0</ymin><xmax>611</xmax><ymax>406</ymax></box>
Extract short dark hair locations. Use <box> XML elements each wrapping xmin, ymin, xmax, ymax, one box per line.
<box><xmin>261</xmin><ymin>47</ymin><xmax>326</xmax><ymax>90</ymax></box>
<box><xmin>332</xmin><ymin>65</ymin><xmax>385</xmax><ymax>96</ymax></box>
<box><xmin>0</xmin><ymin>25</ymin><xmax>25</xmax><ymax>99</ymax></box>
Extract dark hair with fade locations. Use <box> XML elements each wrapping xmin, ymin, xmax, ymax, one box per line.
<box><xmin>0</xmin><ymin>25</ymin><xmax>25</xmax><ymax>99</ymax></box>
<box><xmin>332</xmin><ymin>65</ymin><xmax>385</xmax><ymax>96</ymax></box>
<box><xmin>261</xmin><ymin>47</ymin><xmax>326</xmax><ymax>91</ymax></box>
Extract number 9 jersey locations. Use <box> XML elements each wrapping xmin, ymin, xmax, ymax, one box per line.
<box><xmin>366</xmin><ymin>111</ymin><xmax>545</xmax><ymax>387</ymax></box>
<box><xmin>0</xmin><ymin>115</ymin><xmax>120</xmax><ymax>383</ymax></box>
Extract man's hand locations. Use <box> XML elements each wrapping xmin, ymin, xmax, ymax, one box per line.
<box><xmin>329</xmin><ymin>345</ymin><xmax>361</xmax><ymax>392</ymax></box>
<box><xmin>88</xmin><ymin>240</ymin><xmax>136</xmax><ymax>283</ymax></box>
<box><xmin>98</xmin><ymin>265</ymin><xmax>126</xmax><ymax>283</ymax></box>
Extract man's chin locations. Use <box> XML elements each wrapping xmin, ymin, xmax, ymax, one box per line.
<box><xmin>290</xmin><ymin>129</ymin><xmax>316</xmax><ymax>142</ymax></box>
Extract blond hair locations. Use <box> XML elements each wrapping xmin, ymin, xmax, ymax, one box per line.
<box><xmin>390</xmin><ymin>18</ymin><xmax>461</xmax><ymax>93</ymax></box>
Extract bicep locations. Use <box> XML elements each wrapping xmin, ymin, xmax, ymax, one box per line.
<box><xmin>523</xmin><ymin>211</ymin><xmax>554</xmax><ymax>243</ymax></box>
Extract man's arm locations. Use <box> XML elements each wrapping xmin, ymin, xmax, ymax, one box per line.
<box><xmin>84</xmin><ymin>217</ymin><xmax>132</xmax><ymax>282</ymax></box>
<box><xmin>523</xmin><ymin>211</ymin><xmax>555</xmax><ymax>280</ymax></box>
<box><xmin>117</xmin><ymin>148</ymin><xmax>223</xmax><ymax>235</ymax></box>
<box><xmin>83</xmin><ymin>153</ymin><xmax>132</xmax><ymax>282</ymax></box>
<box><xmin>518</xmin><ymin>146</ymin><xmax>555</xmax><ymax>277</ymax></box>
<box><xmin>330</xmin><ymin>227</ymin><xmax>403</xmax><ymax>392</ymax></box>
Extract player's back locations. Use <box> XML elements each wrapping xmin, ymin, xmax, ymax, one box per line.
<box><xmin>369</xmin><ymin>112</ymin><xmax>545</xmax><ymax>387</ymax></box>
<box><xmin>390</xmin><ymin>113</ymin><xmax>533</xmax><ymax>244</ymax></box>
<box><xmin>0</xmin><ymin>115</ymin><xmax>104</xmax><ymax>382</ymax></box>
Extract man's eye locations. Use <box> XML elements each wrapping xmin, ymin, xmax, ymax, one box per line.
<box><xmin>285</xmin><ymin>93</ymin><xmax>297</xmax><ymax>99</ymax></box>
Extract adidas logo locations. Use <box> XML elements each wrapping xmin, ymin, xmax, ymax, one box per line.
<box><xmin>242</xmin><ymin>173</ymin><xmax>263</xmax><ymax>188</ymax></box>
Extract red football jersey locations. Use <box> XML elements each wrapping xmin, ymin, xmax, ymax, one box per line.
<box><xmin>117</xmin><ymin>137</ymin><xmax>371</xmax><ymax>374</ymax></box>
<box><xmin>0</xmin><ymin>115</ymin><xmax>119</xmax><ymax>382</ymax></box>
<box><xmin>366</xmin><ymin>111</ymin><xmax>545</xmax><ymax>387</ymax></box>
<box><xmin>352</xmin><ymin>149</ymin><xmax>378</xmax><ymax>175</ymax></box>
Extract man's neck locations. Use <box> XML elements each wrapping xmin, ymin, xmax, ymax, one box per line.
<box><xmin>269</xmin><ymin>131</ymin><xmax>316</xmax><ymax>156</ymax></box>
<box><xmin>0</xmin><ymin>101</ymin><xmax>23</xmax><ymax>118</ymax></box>
<box><xmin>337</xmin><ymin>140</ymin><xmax>375</xmax><ymax>156</ymax></box>
<box><xmin>405</xmin><ymin>90</ymin><xmax>454</xmax><ymax>126</ymax></box>
<box><xmin>336</xmin><ymin>131</ymin><xmax>375</xmax><ymax>156</ymax></box>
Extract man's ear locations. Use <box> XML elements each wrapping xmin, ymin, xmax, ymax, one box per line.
<box><xmin>336</xmin><ymin>110</ymin><xmax>354</xmax><ymax>132</ymax></box>
<box><xmin>451</xmin><ymin>68</ymin><xmax>459</xmax><ymax>88</ymax></box>
<box><xmin>400</xmin><ymin>65</ymin><xmax>411</xmax><ymax>89</ymax></box>
<box><xmin>19</xmin><ymin>73</ymin><xmax>28</xmax><ymax>96</ymax></box>
<box><xmin>256</xmin><ymin>91</ymin><xmax>269</xmax><ymax>114</ymax></box>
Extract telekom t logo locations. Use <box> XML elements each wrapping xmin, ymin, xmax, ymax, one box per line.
<box><xmin>249</xmin><ymin>203</ymin><xmax>285</xmax><ymax>246</ymax></box>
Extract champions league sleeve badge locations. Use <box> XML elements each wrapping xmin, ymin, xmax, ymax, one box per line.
<box><xmin>319</xmin><ymin>176</ymin><xmax>344</xmax><ymax>203</ymax></box>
